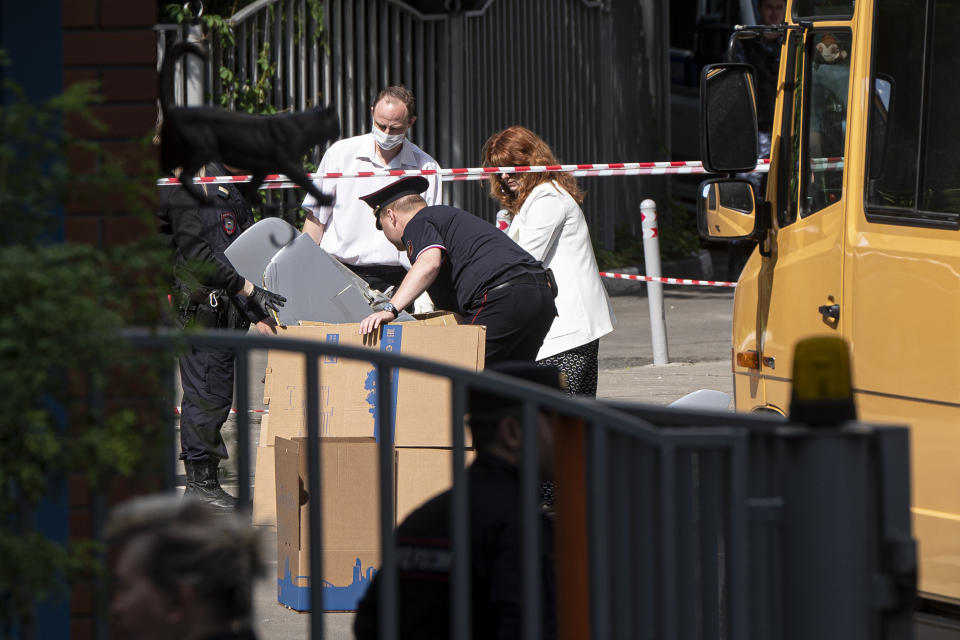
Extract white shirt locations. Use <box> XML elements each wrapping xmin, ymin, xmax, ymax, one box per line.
<box><xmin>507</xmin><ymin>181</ymin><xmax>616</xmax><ymax>360</ymax></box>
<box><xmin>302</xmin><ymin>133</ymin><xmax>442</xmax><ymax>267</ymax></box>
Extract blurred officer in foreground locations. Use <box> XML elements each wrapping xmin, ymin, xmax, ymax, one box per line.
<box><xmin>354</xmin><ymin>362</ymin><xmax>563</xmax><ymax>639</ymax></box>
<box><xmin>106</xmin><ymin>494</ymin><xmax>263</xmax><ymax>640</ymax></box>
<box><xmin>158</xmin><ymin>163</ymin><xmax>286</xmax><ymax>511</ymax></box>
<box><xmin>357</xmin><ymin>176</ymin><xmax>557</xmax><ymax>365</ymax></box>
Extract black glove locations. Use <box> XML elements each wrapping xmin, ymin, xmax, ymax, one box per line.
<box><xmin>249</xmin><ymin>286</ymin><xmax>286</xmax><ymax>316</ymax></box>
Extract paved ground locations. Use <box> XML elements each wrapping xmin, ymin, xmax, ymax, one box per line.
<box><xmin>188</xmin><ymin>287</ymin><xmax>736</xmax><ymax>638</ymax></box>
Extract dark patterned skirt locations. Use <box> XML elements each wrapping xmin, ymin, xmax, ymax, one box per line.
<box><xmin>536</xmin><ymin>339</ymin><xmax>600</xmax><ymax>398</ymax></box>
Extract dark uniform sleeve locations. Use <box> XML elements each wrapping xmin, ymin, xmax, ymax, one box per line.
<box><xmin>164</xmin><ymin>199</ymin><xmax>246</xmax><ymax>295</ymax></box>
<box><xmin>404</xmin><ymin>216</ymin><xmax>446</xmax><ymax>264</ymax></box>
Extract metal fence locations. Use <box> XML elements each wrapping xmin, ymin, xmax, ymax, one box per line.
<box><xmin>122</xmin><ymin>328</ymin><xmax>915</xmax><ymax>639</ymax></box>
<box><xmin>155</xmin><ymin>0</ymin><xmax>672</xmax><ymax>248</ymax></box>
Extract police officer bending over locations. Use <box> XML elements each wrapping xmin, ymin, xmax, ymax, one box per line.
<box><xmin>158</xmin><ymin>162</ymin><xmax>286</xmax><ymax>511</ymax></box>
<box><xmin>354</xmin><ymin>362</ymin><xmax>561</xmax><ymax>639</ymax></box>
<box><xmin>358</xmin><ymin>176</ymin><xmax>557</xmax><ymax>365</ymax></box>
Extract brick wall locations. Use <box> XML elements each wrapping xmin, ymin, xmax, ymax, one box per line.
<box><xmin>62</xmin><ymin>0</ymin><xmax>158</xmax><ymax>249</ymax></box>
<box><xmin>62</xmin><ymin>3</ymin><xmax>159</xmax><ymax>637</ymax></box>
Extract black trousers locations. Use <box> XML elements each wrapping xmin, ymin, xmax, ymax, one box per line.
<box><xmin>179</xmin><ymin>344</ymin><xmax>234</xmax><ymax>462</ymax></box>
<box><xmin>466</xmin><ymin>281</ymin><xmax>557</xmax><ymax>365</ymax></box>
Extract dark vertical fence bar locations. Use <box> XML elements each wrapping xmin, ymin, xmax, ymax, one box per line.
<box><xmin>588</xmin><ymin>421</ymin><xmax>610</xmax><ymax>640</ymax></box>
<box><xmin>450</xmin><ymin>380</ymin><xmax>470</xmax><ymax>639</ymax></box>
<box><xmin>322</xmin><ymin>0</ymin><xmax>332</xmax><ymax>107</ymax></box>
<box><xmin>661</xmin><ymin>443</ymin><xmax>678</xmax><ymax>640</ymax></box>
<box><xmin>274</xmin><ymin>3</ymin><xmax>284</xmax><ymax>107</ymax></box>
<box><xmin>609</xmin><ymin>433</ymin><xmax>632</xmax><ymax>637</ymax></box>
<box><xmin>728</xmin><ymin>434</ymin><xmax>749</xmax><ymax>640</ymax></box>
<box><xmin>305</xmin><ymin>353</ymin><xmax>324</xmax><ymax>640</ymax></box>
<box><xmin>520</xmin><ymin>400</ymin><xmax>540</xmax><ymax>640</ymax></box>
<box><xmin>699</xmin><ymin>450</ymin><xmax>723</xmax><ymax>640</ymax></box>
<box><xmin>675</xmin><ymin>450</ymin><xmax>697</xmax><ymax>640</ymax></box>
<box><xmin>356</xmin><ymin>0</ymin><xmax>367</xmax><ymax>117</ymax></box>
<box><xmin>376</xmin><ymin>363</ymin><xmax>398</xmax><ymax>640</ymax></box>
<box><xmin>343</xmin><ymin>0</ymin><xmax>355</xmax><ymax>135</ymax></box>
<box><xmin>299</xmin><ymin>0</ymin><xmax>307</xmax><ymax>110</ymax></box>
<box><xmin>234</xmin><ymin>347</ymin><xmax>252</xmax><ymax>511</ymax></box>
<box><xmin>636</xmin><ymin>442</ymin><xmax>657</xmax><ymax>638</ymax></box>
<box><xmin>165</xmin><ymin>359</ymin><xmax>178</xmax><ymax>491</ymax></box>
<box><xmin>286</xmin><ymin>0</ymin><xmax>296</xmax><ymax>109</ymax></box>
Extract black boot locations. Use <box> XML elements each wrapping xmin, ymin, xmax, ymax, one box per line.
<box><xmin>183</xmin><ymin>459</ymin><xmax>238</xmax><ymax>512</ymax></box>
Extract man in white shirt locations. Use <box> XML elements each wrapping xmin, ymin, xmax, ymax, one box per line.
<box><xmin>301</xmin><ymin>86</ymin><xmax>442</xmax><ymax>294</ymax></box>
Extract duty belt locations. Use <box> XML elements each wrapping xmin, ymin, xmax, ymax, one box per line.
<box><xmin>487</xmin><ymin>269</ymin><xmax>557</xmax><ymax>297</ymax></box>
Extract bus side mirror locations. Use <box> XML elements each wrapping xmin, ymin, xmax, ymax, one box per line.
<box><xmin>700</xmin><ymin>63</ymin><xmax>760</xmax><ymax>173</ymax></box>
<box><xmin>697</xmin><ymin>178</ymin><xmax>759</xmax><ymax>240</ymax></box>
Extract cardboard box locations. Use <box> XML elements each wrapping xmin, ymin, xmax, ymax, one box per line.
<box><xmin>395</xmin><ymin>447</ymin><xmax>475</xmax><ymax>524</ymax></box>
<box><xmin>274</xmin><ymin>439</ymin><xmax>475</xmax><ymax>610</ymax></box>
<box><xmin>252</xmin><ymin>444</ymin><xmax>276</xmax><ymax>526</ymax></box>
<box><xmin>276</xmin><ymin>437</ymin><xmax>383</xmax><ymax>612</ymax></box>
<box><xmin>263</xmin><ymin>319</ymin><xmax>484</xmax><ymax>447</ymax></box>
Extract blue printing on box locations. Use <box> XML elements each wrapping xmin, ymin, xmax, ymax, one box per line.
<box><xmin>324</xmin><ymin>333</ymin><xmax>339</xmax><ymax>363</ymax></box>
<box><xmin>365</xmin><ymin>325</ymin><xmax>402</xmax><ymax>443</ymax></box>
<box><xmin>278</xmin><ymin>556</ymin><xmax>377</xmax><ymax>611</ymax></box>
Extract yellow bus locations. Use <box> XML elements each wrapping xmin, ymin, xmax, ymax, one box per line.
<box><xmin>696</xmin><ymin>0</ymin><xmax>960</xmax><ymax>626</ymax></box>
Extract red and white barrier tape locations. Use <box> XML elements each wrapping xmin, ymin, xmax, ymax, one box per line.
<box><xmin>599</xmin><ymin>271</ymin><xmax>737</xmax><ymax>288</ymax></box>
<box><xmin>156</xmin><ymin>158</ymin><xmax>848</xmax><ymax>188</ymax></box>
<box><xmin>156</xmin><ymin>159</ymin><xmax>790</xmax><ymax>187</ymax></box>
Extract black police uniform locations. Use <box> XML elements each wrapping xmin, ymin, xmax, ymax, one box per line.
<box><xmin>353</xmin><ymin>453</ymin><xmax>557</xmax><ymax>640</ymax></box>
<box><xmin>402</xmin><ymin>204</ymin><xmax>557</xmax><ymax>364</ymax></box>
<box><xmin>158</xmin><ymin>163</ymin><xmax>266</xmax><ymax>502</ymax></box>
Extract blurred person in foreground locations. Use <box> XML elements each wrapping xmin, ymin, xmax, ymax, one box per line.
<box><xmin>482</xmin><ymin>126</ymin><xmax>615</xmax><ymax>397</ymax></box>
<box><xmin>354</xmin><ymin>362</ymin><xmax>564</xmax><ymax>639</ymax></box>
<box><xmin>106</xmin><ymin>494</ymin><xmax>264</xmax><ymax>640</ymax></box>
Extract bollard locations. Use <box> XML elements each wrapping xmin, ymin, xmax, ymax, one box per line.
<box><xmin>641</xmin><ymin>199</ymin><xmax>670</xmax><ymax>365</ymax></box>
<box><xmin>496</xmin><ymin>209</ymin><xmax>511</xmax><ymax>232</ymax></box>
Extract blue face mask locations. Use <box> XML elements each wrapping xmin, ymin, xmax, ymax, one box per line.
<box><xmin>372</xmin><ymin>125</ymin><xmax>406</xmax><ymax>150</ymax></box>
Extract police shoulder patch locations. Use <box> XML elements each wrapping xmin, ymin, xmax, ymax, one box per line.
<box><xmin>221</xmin><ymin>212</ymin><xmax>237</xmax><ymax>235</ymax></box>
<box><xmin>406</xmin><ymin>240</ymin><xmax>414</xmax><ymax>260</ymax></box>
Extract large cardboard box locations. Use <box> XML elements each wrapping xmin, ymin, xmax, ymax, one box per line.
<box><xmin>276</xmin><ymin>437</ymin><xmax>383</xmax><ymax>612</ymax></box>
<box><xmin>263</xmin><ymin>318</ymin><xmax>484</xmax><ymax>447</ymax></box>
<box><xmin>252</xmin><ymin>443</ymin><xmax>276</xmax><ymax>526</ymax></box>
<box><xmin>274</xmin><ymin>439</ymin><xmax>474</xmax><ymax>611</ymax></box>
<box><xmin>395</xmin><ymin>447</ymin><xmax>476</xmax><ymax>524</ymax></box>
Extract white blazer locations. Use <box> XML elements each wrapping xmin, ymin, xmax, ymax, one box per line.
<box><xmin>507</xmin><ymin>181</ymin><xmax>616</xmax><ymax>360</ymax></box>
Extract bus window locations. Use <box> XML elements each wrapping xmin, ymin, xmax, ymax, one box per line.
<box><xmin>777</xmin><ymin>31</ymin><xmax>804</xmax><ymax>227</ymax></box>
<box><xmin>792</xmin><ymin>0</ymin><xmax>854</xmax><ymax>20</ymax></box>
<box><xmin>802</xmin><ymin>30</ymin><xmax>851</xmax><ymax>217</ymax></box>
<box><xmin>865</xmin><ymin>0</ymin><xmax>960</xmax><ymax>224</ymax></box>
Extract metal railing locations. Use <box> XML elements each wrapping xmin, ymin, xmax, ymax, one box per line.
<box><xmin>154</xmin><ymin>0</ymin><xmax>673</xmax><ymax>247</ymax></box>
<box><xmin>121</xmin><ymin>328</ymin><xmax>915</xmax><ymax>640</ymax></box>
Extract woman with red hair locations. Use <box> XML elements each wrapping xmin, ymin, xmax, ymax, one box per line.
<box><xmin>482</xmin><ymin>126</ymin><xmax>615</xmax><ymax>396</ymax></box>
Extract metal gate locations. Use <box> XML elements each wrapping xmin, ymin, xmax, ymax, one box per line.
<box><xmin>124</xmin><ymin>328</ymin><xmax>916</xmax><ymax>639</ymax></box>
<box><xmin>156</xmin><ymin>0</ymin><xmax>672</xmax><ymax>247</ymax></box>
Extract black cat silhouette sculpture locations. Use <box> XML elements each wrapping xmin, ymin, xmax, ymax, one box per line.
<box><xmin>159</xmin><ymin>42</ymin><xmax>340</xmax><ymax>206</ymax></box>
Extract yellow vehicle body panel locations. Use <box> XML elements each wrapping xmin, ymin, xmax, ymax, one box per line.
<box><xmin>731</xmin><ymin>0</ymin><xmax>960</xmax><ymax>601</ymax></box>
